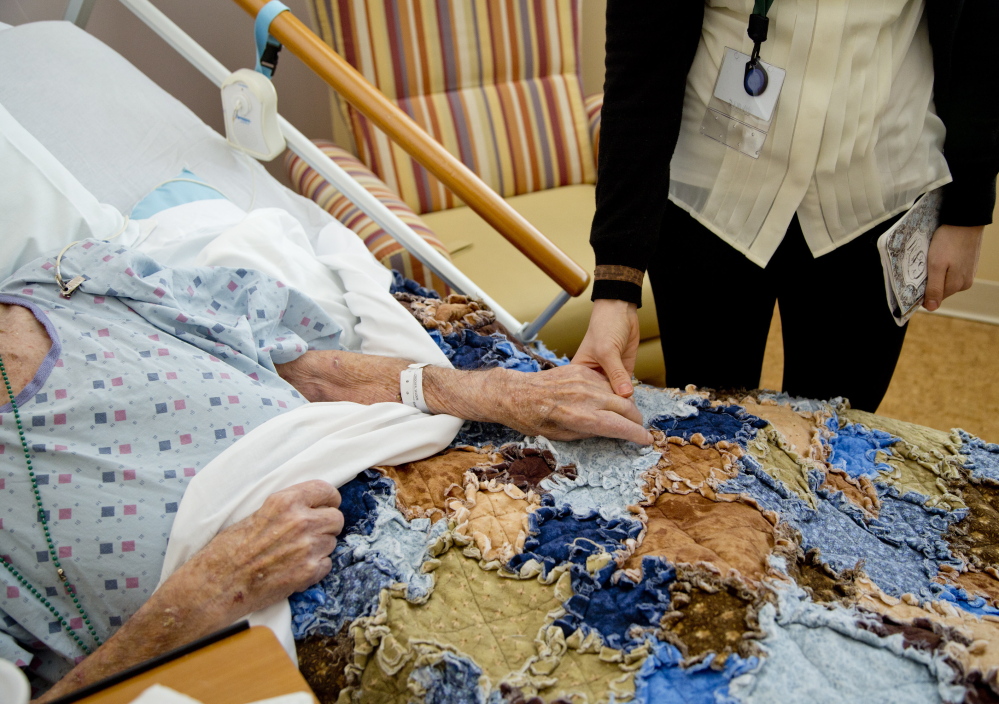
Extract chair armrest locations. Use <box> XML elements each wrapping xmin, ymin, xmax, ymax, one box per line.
<box><xmin>584</xmin><ymin>92</ymin><xmax>603</xmax><ymax>166</ymax></box>
<box><xmin>285</xmin><ymin>140</ymin><xmax>452</xmax><ymax>294</ymax></box>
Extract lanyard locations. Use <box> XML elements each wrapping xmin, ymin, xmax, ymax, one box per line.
<box><xmin>744</xmin><ymin>0</ymin><xmax>774</xmax><ymax>96</ymax></box>
<box><xmin>748</xmin><ymin>0</ymin><xmax>774</xmax><ymax>66</ymax></box>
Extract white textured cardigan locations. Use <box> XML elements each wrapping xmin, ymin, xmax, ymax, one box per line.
<box><xmin>667</xmin><ymin>0</ymin><xmax>951</xmax><ymax>267</ymax></box>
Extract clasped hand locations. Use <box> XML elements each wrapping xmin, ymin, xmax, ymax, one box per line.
<box><xmin>177</xmin><ymin>480</ymin><xmax>344</xmax><ymax>620</ymax></box>
<box><xmin>571</xmin><ymin>298</ymin><xmax>642</xmax><ymax>399</ymax></box>
<box><xmin>35</xmin><ymin>481</ymin><xmax>345</xmax><ymax>703</ymax></box>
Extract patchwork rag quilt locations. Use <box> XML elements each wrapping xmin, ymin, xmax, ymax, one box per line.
<box><xmin>289</xmin><ymin>282</ymin><xmax>999</xmax><ymax>704</ymax></box>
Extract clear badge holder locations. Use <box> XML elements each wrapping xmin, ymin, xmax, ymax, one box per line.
<box><xmin>699</xmin><ymin>47</ymin><xmax>785</xmax><ymax>159</ymax></box>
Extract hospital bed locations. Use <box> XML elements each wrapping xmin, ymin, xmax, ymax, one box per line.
<box><xmin>4</xmin><ymin>5</ymin><xmax>999</xmax><ymax>704</ymax></box>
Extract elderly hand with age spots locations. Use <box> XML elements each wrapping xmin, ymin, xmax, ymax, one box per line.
<box><xmin>278</xmin><ymin>346</ymin><xmax>654</xmax><ymax>446</ymax></box>
<box><xmin>34</xmin><ymin>480</ymin><xmax>343</xmax><ymax>704</ymax></box>
<box><xmin>468</xmin><ymin>363</ymin><xmax>654</xmax><ymax>445</ymax></box>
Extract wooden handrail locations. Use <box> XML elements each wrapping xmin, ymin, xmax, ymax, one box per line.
<box><xmin>232</xmin><ymin>0</ymin><xmax>590</xmax><ymax>297</ymax></box>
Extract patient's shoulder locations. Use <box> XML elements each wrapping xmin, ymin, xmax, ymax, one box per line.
<box><xmin>0</xmin><ymin>302</ymin><xmax>52</xmax><ymax>405</ymax></box>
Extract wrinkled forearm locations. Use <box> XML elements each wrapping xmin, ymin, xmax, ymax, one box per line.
<box><xmin>275</xmin><ymin>349</ymin><xmax>651</xmax><ymax>444</ymax></box>
<box><xmin>34</xmin><ymin>547</ymin><xmax>248</xmax><ymax>703</ymax></box>
<box><xmin>276</xmin><ymin>349</ymin><xmax>410</xmax><ymax>405</ymax></box>
<box><xmin>275</xmin><ymin>349</ymin><xmax>502</xmax><ymax>421</ymax></box>
<box><xmin>422</xmin><ymin>365</ymin><xmax>506</xmax><ymax>422</ymax></box>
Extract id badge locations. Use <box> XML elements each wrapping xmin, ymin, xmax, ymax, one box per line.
<box><xmin>699</xmin><ymin>47</ymin><xmax>786</xmax><ymax>159</ymax></box>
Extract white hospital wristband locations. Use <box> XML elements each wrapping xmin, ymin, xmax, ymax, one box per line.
<box><xmin>400</xmin><ymin>362</ymin><xmax>434</xmax><ymax>414</ymax></box>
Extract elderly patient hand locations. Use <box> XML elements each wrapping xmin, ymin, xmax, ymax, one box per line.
<box><xmin>36</xmin><ymin>481</ymin><xmax>343</xmax><ymax>703</ymax></box>
<box><xmin>433</xmin><ymin>363</ymin><xmax>653</xmax><ymax>444</ymax></box>
<box><xmin>277</xmin><ymin>350</ymin><xmax>654</xmax><ymax>445</ymax></box>
<box><xmin>185</xmin><ymin>480</ymin><xmax>344</xmax><ymax>614</ymax></box>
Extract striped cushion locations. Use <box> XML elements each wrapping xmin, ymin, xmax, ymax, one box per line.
<box><xmin>312</xmin><ymin>0</ymin><xmax>596</xmax><ymax>215</ymax></box>
<box><xmin>286</xmin><ymin>140</ymin><xmax>452</xmax><ymax>294</ymax></box>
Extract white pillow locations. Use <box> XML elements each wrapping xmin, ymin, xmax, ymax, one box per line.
<box><xmin>0</xmin><ymin>102</ymin><xmax>124</xmax><ymax>281</ymax></box>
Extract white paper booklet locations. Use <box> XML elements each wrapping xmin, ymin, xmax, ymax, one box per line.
<box><xmin>877</xmin><ymin>189</ymin><xmax>942</xmax><ymax>326</ymax></box>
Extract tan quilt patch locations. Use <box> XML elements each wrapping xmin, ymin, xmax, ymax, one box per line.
<box><xmin>819</xmin><ymin>467</ymin><xmax>881</xmax><ymax>517</ymax></box>
<box><xmin>737</xmin><ymin>398</ymin><xmax>831</xmax><ymax>461</ymax></box>
<box><xmin>377</xmin><ymin>447</ymin><xmax>499</xmax><ymax>520</ymax></box>
<box><xmin>856</xmin><ymin>576</ymin><xmax>999</xmax><ymax>679</ymax></box>
<box><xmin>644</xmin><ymin>439</ymin><xmax>742</xmax><ymax>500</ymax></box>
<box><xmin>747</xmin><ymin>426</ymin><xmax>818</xmax><ymax>508</ymax></box>
<box><xmin>624</xmin><ymin>493</ymin><xmax>776</xmax><ymax>582</ymax></box>
<box><xmin>449</xmin><ymin>480</ymin><xmax>540</xmax><ymax>564</ymax></box>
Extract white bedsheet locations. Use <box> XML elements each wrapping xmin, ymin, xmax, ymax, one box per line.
<box><xmin>137</xmin><ymin>200</ymin><xmax>462</xmax><ymax>661</ymax></box>
<box><xmin>0</xmin><ymin>100</ymin><xmax>126</xmax><ymax>280</ymax></box>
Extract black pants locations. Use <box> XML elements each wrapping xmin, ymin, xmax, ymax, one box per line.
<box><xmin>647</xmin><ymin>201</ymin><xmax>908</xmax><ymax>411</ymax></box>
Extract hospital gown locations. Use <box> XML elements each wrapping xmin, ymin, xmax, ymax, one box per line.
<box><xmin>0</xmin><ymin>240</ymin><xmax>343</xmax><ymax>687</ymax></box>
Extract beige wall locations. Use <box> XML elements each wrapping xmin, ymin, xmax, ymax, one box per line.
<box><xmin>580</xmin><ymin>0</ymin><xmax>607</xmax><ymax>97</ymax></box>
<box><xmin>981</xmin><ymin>206</ymin><xmax>999</xmax><ymax>283</ymax></box>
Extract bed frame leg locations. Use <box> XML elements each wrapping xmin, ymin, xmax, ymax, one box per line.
<box><xmin>519</xmin><ymin>291</ymin><xmax>572</xmax><ymax>343</ymax></box>
<box><xmin>64</xmin><ymin>0</ymin><xmax>99</xmax><ymax>28</ymax></box>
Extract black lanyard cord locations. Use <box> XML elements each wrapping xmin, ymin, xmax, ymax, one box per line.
<box><xmin>744</xmin><ymin>0</ymin><xmax>775</xmax><ymax>96</ymax></box>
<box><xmin>748</xmin><ymin>0</ymin><xmax>774</xmax><ymax>64</ymax></box>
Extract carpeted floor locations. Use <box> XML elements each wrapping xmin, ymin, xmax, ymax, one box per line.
<box><xmin>761</xmin><ymin>308</ymin><xmax>999</xmax><ymax>441</ymax></box>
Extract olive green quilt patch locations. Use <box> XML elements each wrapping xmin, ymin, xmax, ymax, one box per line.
<box><xmin>338</xmin><ymin>541</ymin><xmax>637</xmax><ymax>703</ymax></box>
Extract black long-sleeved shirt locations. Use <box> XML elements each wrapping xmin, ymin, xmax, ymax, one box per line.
<box><xmin>590</xmin><ymin>0</ymin><xmax>999</xmax><ymax>305</ymax></box>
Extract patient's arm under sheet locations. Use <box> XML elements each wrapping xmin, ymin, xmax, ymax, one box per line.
<box><xmin>191</xmin><ymin>203</ymin><xmax>451</xmax><ymax>365</ymax></box>
<box><xmin>159</xmin><ymin>402</ymin><xmax>464</xmax><ymax>661</ymax></box>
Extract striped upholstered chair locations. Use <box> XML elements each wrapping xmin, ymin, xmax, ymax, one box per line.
<box><xmin>288</xmin><ymin>0</ymin><xmax>662</xmax><ymax>383</ymax></box>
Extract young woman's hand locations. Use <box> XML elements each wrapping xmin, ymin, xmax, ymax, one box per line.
<box><xmin>923</xmin><ymin>224</ymin><xmax>984</xmax><ymax>311</ymax></box>
<box><xmin>571</xmin><ymin>299</ymin><xmax>641</xmax><ymax>398</ymax></box>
